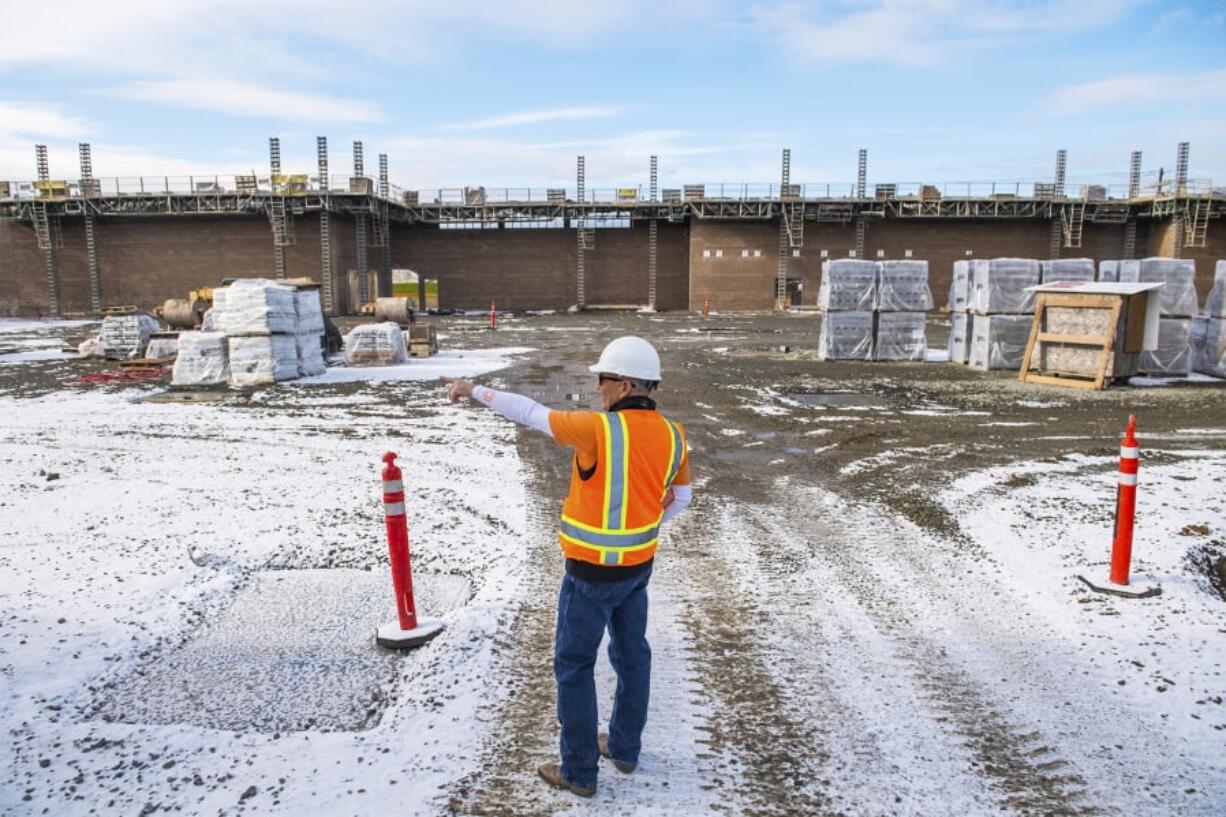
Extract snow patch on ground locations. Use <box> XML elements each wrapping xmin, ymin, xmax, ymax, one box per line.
<box><xmin>296</xmin><ymin>347</ymin><xmax>534</xmax><ymax>384</ymax></box>
<box><xmin>0</xmin><ymin>349</ymin><xmax>77</xmax><ymax>364</ymax></box>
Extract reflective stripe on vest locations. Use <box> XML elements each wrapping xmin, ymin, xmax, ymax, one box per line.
<box><xmin>601</xmin><ymin>412</ymin><xmax>629</xmax><ymax>530</ymax></box>
<box><xmin>663</xmin><ymin>418</ymin><xmax>682</xmax><ymax>497</ymax></box>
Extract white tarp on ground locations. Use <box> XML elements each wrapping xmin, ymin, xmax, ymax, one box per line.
<box><xmin>817</xmin><ymin>311</ymin><xmax>874</xmax><ymax>360</ymax></box>
<box><xmin>171</xmin><ymin>331</ymin><xmax>229</xmax><ymax>386</ymax></box>
<box><xmin>100</xmin><ymin>314</ymin><xmax>161</xmax><ymax>360</ymax></box>
<box><xmin>1117</xmin><ymin>257</ymin><xmax>1199</xmax><ymax>317</ymax></box>
<box><xmin>947</xmin><ymin>260</ymin><xmax>970</xmax><ymax>312</ymax></box>
<box><xmin>218</xmin><ymin>279</ymin><xmax>297</xmax><ymax>335</ymax></box>
<box><xmin>1040</xmin><ymin>258</ymin><xmax>1095</xmax><ymax>284</ymax></box>
<box><xmin>969</xmin><ymin>258</ymin><xmax>1040</xmax><ymax>315</ymax></box>
<box><xmin>228</xmin><ymin>334</ymin><xmax>299</xmax><ymax>386</ymax></box>
<box><xmin>818</xmin><ymin>260</ymin><xmax>877</xmax><ymax>311</ymax></box>
<box><xmin>875</xmin><ymin>261</ymin><xmax>933</xmax><ymax>312</ymax></box>
<box><xmin>969</xmin><ymin>314</ymin><xmax>1032</xmax><ymax>370</ymax></box>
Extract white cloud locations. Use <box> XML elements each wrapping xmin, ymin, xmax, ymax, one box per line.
<box><xmin>0</xmin><ymin>102</ymin><xmax>92</xmax><ymax>141</ymax></box>
<box><xmin>1047</xmin><ymin>68</ymin><xmax>1226</xmax><ymax>114</ymax></box>
<box><xmin>442</xmin><ymin>106</ymin><xmax>623</xmax><ymax>131</ymax></box>
<box><xmin>110</xmin><ymin>79</ymin><xmax>382</xmax><ymax>124</ymax></box>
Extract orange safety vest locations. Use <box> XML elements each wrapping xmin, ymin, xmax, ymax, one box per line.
<box><xmin>557</xmin><ymin>410</ymin><xmax>687</xmax><ymax>567</ymax></box>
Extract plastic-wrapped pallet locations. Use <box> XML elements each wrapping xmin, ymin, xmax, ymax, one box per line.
<box><xmin>874</xmin><ymin>312</ymin><xmax>927</xmax><ymax>361</ymax></box>
<box><xmin>100</xmin><ymin>314</ymin><xmax>161</xmax><ymax>360</ymax></box>
<box><xmin>1117</xmin><ymin>257</ymin><xmax>1198</xmax><ymax>317</ymax></box>
<box><xmin>228</xmin><ymin>335</ymin><xmax>299</xmax><ymax>386</ymax></box>
<box><xmin>218</xmin><ymin>279</ymin><xmax>297</xmax><ymax>335</ymax></box>
<box><xmin>1138</xmin><ymin>318</ymin><xmax>1191</xmax><ymax>375</ymax></box>
<box><xmin>1204</xmin><ymin>260</ymin><xmax>1226</xmax><ymax>319</ymax></box>
<box><xmin>1190</xmin><ymin>317</ymin><xmax>1226</xmax><ymax>379</ymax></box>
<box><xmin>969</xmin><ymin>314</ymin><xmax>1032</xmax><ymax>370</ymax></box>
<box><xmin>875</xmin><ymin>261</ymin><xmax>933</xmax><ymax>312</ymax></box>
<box><xmin>817</xmin><ymin>312</ymin><xmax>873</xmax><ymax>361</ymax></box>
<box><xmin>1098</xmin><ymin>260</ymin><xmax>1119</xmax><ymax>283</ymax></box>
<box><xmin>1040</xmin><ymin>258</ymin><xmax>1094</xmax><ymax>284</ymax></box>
<box><xmin>296</xmin><ymin>332</ymin><xmax>326</xmax><ymax>377</ymax></box>
<box><xmin>948</xmin><ymin>260</ymin><xmax>971</xmax><ymax>312</ymax></box>
<box><xmin>818</xmin><ymin>260</ymin><xmax>877</xmax><ymax>311</ymax></box>
<box><xmin>172</xmin><ymin>332</ymin><xmax>229</xmax><ymax>386</ymax></box>
<box><xmin>144</xmin><ymin>334</ymin><xmax>179</xmax><ymax>360</ymax></box>
<box><xmin>969</xmin><ymin>258</ymin><xmax>1039</xmax><ymax>315</ymax></box>
<box><xmin>294</xmin><ymin>288</ymin><xmax>326</xmax><ymax>335</ymax></box>
<box><xmin>948</xmin><ymin>313</ymin><xmax>974</xmax><ymax>364</ymax></box>
<box><xmin>343</xmin><ymin>322</ymin><xmax>408</xmax><ymax>365</ymax></box>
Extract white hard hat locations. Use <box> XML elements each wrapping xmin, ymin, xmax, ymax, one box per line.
<box><xmin>588</xmin><ymin>336</ymin><xmax>661</xmax><ymax>382</ymax></box>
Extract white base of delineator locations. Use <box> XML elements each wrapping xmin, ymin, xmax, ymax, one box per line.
<box><xmin>1076</xmin><ymin>574</ymin><xmax>1162</xmax><ymax>599</ymax></box>
<box><xmin>376</xmin><ymin>618</ymin><xmax>444</xmax><ymax>649</ymax></box>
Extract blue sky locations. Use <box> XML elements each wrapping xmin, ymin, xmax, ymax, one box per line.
<box><xmin>1</xmin><ymin>0</ymin><xmax>1224</xmax><ymax>192</ymax></box>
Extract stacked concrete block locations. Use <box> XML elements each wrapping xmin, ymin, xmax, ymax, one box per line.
<box><xmin>817</xmin><ymin>312</ymin><xmax>874</xmax><ymax>361</ymax></box>
<box><xmin>144</xmin><ymin>333</ymin><xmax>179</xmax><ymax>360</ymax></box>
<box><xmin>969</xmin><ymin>315</ymin><xmax>1033</xmax><ymax>371</ymax></box>
<box><xmin>1098</xmin><ymin>260</ymin><xmax>1119</xmax><ymax>283</ymax></box>
<box><xmin>818</xmin><ymin>260</ymin><xmax>877</xmax><ymax>311</ymax></box>
<box><xmin>293</xmin><ymin>288</ymin><xmax>326</xmax><ymax>376</ymax></box>
<box><xmin>1191</xmin><ymin>316</ymin><xmax>1226</xmax><ymax>378</ymax></box>
<box><xmin>100</xmin><ymin>314</ymin><xmax>161</xmax><ymax>360</ymax></box>
<box><xmin>947</xmin><ymin>260</ymin><xmax>971</xmax><ymax>312</ymax></box>
<box><xmin>205</xmin><ymin>280</ymin><xmax>305</xmax><ymax>387</ymax></box>
<box><xmin>1040</xmin><ymin>258</ymin><xmax>1095</xmax><ymax>284</ymax></box>
<box><xmin>172</xmin><ymin>332</ymin><xmax>229</xmax><ymax>386</ymax></box>
<box><xmin>1139</xmin><ymin>318</ymin><xmax>1192</xmax><ymax>375</ymax></box>
<box><xmin>1204</xmin><ymin>261</ymin><xmax>1226</xmax><ymax>319</ymax></box>
<box><xmin>218</xmin><ymin>279</ymin><xmax>297</xmax><ymax>334</ymax></box>
<box><xmin>948</xmin><ymin>312</ymin><xmax>973</xmax><ymax>364</ymax></box>
<box><xmin>875</xmin><ymin>261</ymin><xmax>934</xmax><ymax>312</ymax></box>
<box><xmin>229</xmin><ymin>335</ymin><xmax>300</xmax><ymax>386</ymax></box>
<box><xmin>874</xmin><ymin>312</ymin><xmax>927</xmax><ymax>361</ymax></box>
<box><xmin>1117</xmin><ymin>257</ymin><xmax>1198</xmax><ymax>317</ymax></box>
<box><xmin>344</xmin><ymin>322</ymin><xmax>409</xmax><ymax>365</ymax></box>
<box><xmin>969</xmin><ymin>258</ymin><xmax>1040</xmax><ymax>315</ymax></box>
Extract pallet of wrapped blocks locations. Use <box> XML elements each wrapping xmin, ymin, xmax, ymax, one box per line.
<box><xmin>296</xmin><ymin>332</ymin><xmax>326</xmax><ymax>377</ymax></box>
<box><xmin>947</xmin><ymin>260</ymin><xmax>970</xmax><ymax>312</ymax></box>
<box><xmin>969</xmin><ymin>314</ymin><xmax>1032</xmax><ymax>370</ymax></box>
<box><xmin>948</xmin><ymin>313</ymin><xmax>974</xmax><ymax>364</ymax></box>
<box><xmin>1138</xmin><ymin>318</ymin><xmax>1191</xmax><ymax>375</ymax></box>
<box><xmin>294</xmin><ymin>288</ymin><xmax>326</xmax><ymax>334</ymax></box>
<box><xmin>818</xmin><ymin>260</ymin><xmax>877</xmax><ymax>311</ymax></box>
<box><xmin>817</xmin><ymin>311</ymin><xmax>873</xmax><ymax>361</ymax></box>
<box><xmin>218</xmin><ymin>279</ymin><xmax>297</xmax><ymax>335</ymax></box>
<box><xmin>1033</xmin><ymin>306</ymin><xmax>1137</xmax><ymax>379</ymax></box>
<box><xmin>876</xmin><ymin>260</ymin><xmax>933</xmax><ymax>312</ymax></box>
<box><xmin>1117</xmin><ymin>257</ymin><xmax>1198</xmax><ymax>317</ymax></box>
<box><xmin>172</xmin><ymin>332</ymin><xmax>229</xmax><ymax>386</ymax></box>
<box><xmin>969</xmin><ymin>258</ymin><xmax>1039</xmax><ymax>315</ymax></box>
<box><xmin>1040</xmin><ymin>258</ymin><xmax>1094</xmax><ymax>284</ymax></box>
<box><xmin>100</xmin><ymin>314</ymin><xmax>161</xmax><ymax>360</ymax></box>
<box><xmin>344</xmin><ymin>322</ymin><xmax>408</xmax><ymax>365</ymax></box>
<box><xmin>228</xmin><ymin>335</ymin><xmax>299</xmax><ymax>386</ymax></box>
<box><xmin>145</xmin><ymin>333</ymin><xmax>179</xmax><ymax>360</ymax></box>
<box><xmin>1098</xmin><ymin>260</ymin><xmax>1119</xmax><ymax>283</ymax></box>
<box><xmin>1204</xmin><ymin>260</ymin><xmax>1226</xmax><ymax>318</ymax></box>
<box><xmin>874</xmin><ymin>312</ymin><xmax>927</xmax><ymax>361</ymax></box>
<box><xmin>1190</xmin><ymin>317</ymin><xmax>1226</xmax><ymax>378</ymax></box>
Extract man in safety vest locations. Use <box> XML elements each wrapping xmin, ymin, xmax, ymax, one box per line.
<box><xmin>443</xmin><ymin>335</ymin><xmax>693</xmax><ymax>797</ymax></box>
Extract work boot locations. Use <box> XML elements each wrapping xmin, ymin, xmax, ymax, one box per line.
<box><xmin>536</xmin><ymin>762</ymin><xmax>596</xmax><ymax>798</ymax></box>
<box><xmin>598</xmin><ymin>732</ymin><xmax>637</xmax><ymax>774</ymax></box>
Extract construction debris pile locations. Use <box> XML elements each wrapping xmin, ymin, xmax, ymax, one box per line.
<box><xmin>817</xmin><ymin>259</ymin><xmax>932</xmax><ymax>361</ymax></box>
<box><xmin>172</xmin><ymin>280</ymin><xmax>326</xmax><ymax>387</ymax></box>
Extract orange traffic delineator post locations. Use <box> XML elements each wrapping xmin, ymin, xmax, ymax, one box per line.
<box><xmin>1078</xmin><ymin>415</ymin><xmax>1161</xmax><ymax>599</ymax></box>
<box><xmin>490</xmin><ymin>300</ymin><xmax>497</xmax><ymax>330</ymax></box>
<box><xmin>375</xmin><ymin>452</ymin><xmax>444</xmax><ymax>649</ymax></box>
<box><xmin>703</xmin><ymin>299</ymin><xmax>710</xmax><ymax>320</ymax></box>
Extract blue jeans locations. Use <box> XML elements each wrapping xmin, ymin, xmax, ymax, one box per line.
<box><xmin>554</xmin><ymin>566</ymin><xmax>653</xmax><ymax>789</ymax></box>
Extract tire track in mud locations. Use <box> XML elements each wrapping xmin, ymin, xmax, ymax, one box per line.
<box><xmin>742</xmin><ymin>491</ymin><xmax>1101</xmax><ymax>817</ymax></box>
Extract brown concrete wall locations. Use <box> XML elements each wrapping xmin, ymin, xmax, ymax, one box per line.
<box><xmin>1142</xmin><ymin>218</ymin><xmax>1225</xmax><ymax>298</ymax></box>
<box><xmin>1</xmin><ymin>220</ymin><xmax>51</xmax><ymax>316</ymax></box>
<box><xmin>390</xmin><ymin>221</ymin><xmax>689</xmax><ymax>312</ymax></box>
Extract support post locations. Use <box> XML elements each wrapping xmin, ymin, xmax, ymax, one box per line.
<box><xmin>776</xmin><ymin>148</ymin><xmax>791</xmax><ymax>310</ymax></box>
<box><xmin>79</xmin><ymin>143</ymin><xmax>102</xmax><ymax>311</ymax></box>
<box><xmin>354</xmin><ymin>141</ymin><xmax>369</xmax><ymax>307</ymax></box>
<box><xmin>648</xmin><ymin>154</ymin><xmax>658</xmax><ymax>310</ymax></box>
<box><xmin>378</xmin><ymin>153</ymin><xmax>392</xmax><ymax>298</ymax></box>
<box><xmin>576</xmin><ymin>155</ymin><xmax>586</xmax><ymax>310</ymax></box>
<box><xmin>317</xmin><ymin>136</ymin><xmax>334</xmax><ymax>314</ymax></box>
<box><xmin>1049</xmin><ymin>149</ymin><xmax>1066</xmax><ymax>260</ymax></box>
<box><xmin>1124</xmin><ymin>150</ymin><xmax>1141</xmax><ymax>260</ymax></box>
<box><xmin>34</xmin><ymin>144</ymin><xmax>59</xmax><ymax>315</ymax></box>
<box><xmin>1172</xmin><ymin>142</ymin><xmax>1189</xmax><ymax>258</ymax></box>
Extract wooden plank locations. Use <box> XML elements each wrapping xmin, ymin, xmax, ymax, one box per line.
<box><xmin>1039</xmin><ymin>293</ymin><xmax>1121</xmax><ymax>309</ymax></box>
<box><xmin>1036</xmin><ymin>332</ymin><xmax>1111</xmax><ymax>346</ymax></box>
<box><xmin>1092</xmin><ymin>299</ymin><xmax>1123</xmax><ymax>390</ymax></box>
<box><xmin>1023</xmin><ymin>372</ymin><xmax>1104</xmax><ymax>390</ymax></box>
<box><xmin>1018</xmin><ymin>295</ymin><xmax>1044</xmax><ymax>382</ymax></box>
<box><xmin>1122</xmin><ymin>292</ymin><xmax>1148</xmax><ymax>353</ymax></box>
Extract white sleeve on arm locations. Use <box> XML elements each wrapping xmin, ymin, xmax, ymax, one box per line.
<box><xmin>472</xmin><ymin>385</ymin><xmax>554</xmax><ymax>437</ymax></box>
<box><xmin>661</xmin><ymin>483</ymin><xmax>692</xmax><ymax>524</ymax></box>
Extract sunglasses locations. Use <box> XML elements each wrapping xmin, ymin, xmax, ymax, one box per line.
<box><xmin>598</xmin><ymin>374</ymin><xmax>630</xmax><ymax>385</ymax></box>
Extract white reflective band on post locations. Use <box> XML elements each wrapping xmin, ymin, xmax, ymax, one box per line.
<box><xmin>1119</xmin><ymin>446</ymin><xmax>1139</xmax><ymax>460</ymax></box>
<box><xmin>384</xmin><ymin>501</ymin><xmax>406</xmax><ymax>516</ymax></box>
<box><xmin>383</xmin><ymin>480</ymin><xmax>404</xmax><ymax>493</ymax></box>
<box><xmin>1118</xmin><ymin>473</ymin><xmax>1138</xmax><ymax>486</ymax></box>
